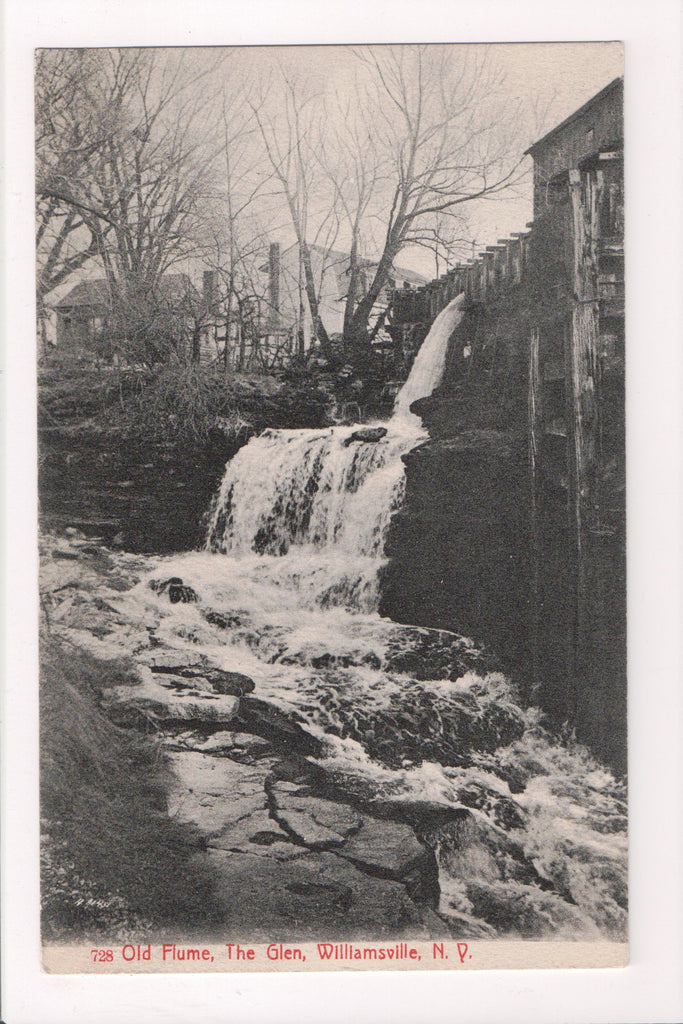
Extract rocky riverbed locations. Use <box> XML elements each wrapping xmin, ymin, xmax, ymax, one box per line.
<box><xmin>40</xmin><ymin>531</ymin><xmax>628</xmax><ymax>944</ymax></box>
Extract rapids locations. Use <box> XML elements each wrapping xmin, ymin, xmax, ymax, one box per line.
<box><xmin>62</xmin><ymin>292</ymin><xmax>627</xmax><ymax>939</ymax></box>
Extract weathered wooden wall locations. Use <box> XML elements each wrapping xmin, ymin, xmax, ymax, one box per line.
<box><xmin>385</xmin><ymin>131</ymin><xmax>625</xmax><ymax>770</ymax></box>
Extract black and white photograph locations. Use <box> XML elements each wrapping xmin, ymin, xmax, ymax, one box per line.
<box><xmin>2</xmin><ymin>3</ymin><xmax>683</xmax><ymax>1018</ymax></box>
<box><xmin>33</xmin><ymin>41</ymin><xmax>631</xmax><ymax>970</ymax></box>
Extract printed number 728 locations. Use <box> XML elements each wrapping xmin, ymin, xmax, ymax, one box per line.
<box><xmin>91</xmin><ymin>949</ymin><xmax>114</xmax><ymax>962</ymax></box>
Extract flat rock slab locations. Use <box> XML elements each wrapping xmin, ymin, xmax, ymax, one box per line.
<box><xmin>199</xmin><ymin>849</ymin><xmax>432</xmax><ymax>942</ymax></box>
<box><xmin>270</xmin><ymin>783</ymin><xmax>433</xmax><ymax>886</ymax></box>
<box><xmin>181</xmin><ymin>731</ymin><xmax>273</xmax><ymax>757</ymax></box>
<box><xmin>139</xmin><ymin>649</ymin><xmax>207</xmax><ymax>671</ymax></box>
<box><xmin>271</xmin><ymin>790</ymin><xmax>363</xmax><ymax>848</ymax></box>
<box><xmin>168</xmin><ymin>751</ymin><xmax>269</xmax><ymax>836</ymax></box>
<box><xmin>107</xmin><ymin>671</ymin><xmax>240</xmax><ymax>728</ymax></box>
<box><xmin>208</xmin><ymin>809</ymin><xmax>303</xmax><ymax>861</ymax></box>
<box><xmin>151</xmin><ymin>664</ymin><xmax>255</xmax><ymax>696</ymax></box>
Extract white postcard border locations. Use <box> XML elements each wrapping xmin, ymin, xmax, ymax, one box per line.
<box><xmin>3</xmin><ymin>1</ymin><xmax>683</xmax><ymax>1022</ymax></box>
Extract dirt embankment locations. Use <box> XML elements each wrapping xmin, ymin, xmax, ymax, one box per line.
<box><xmin>38</xmin><ymin>366</ymin><xmax>332</xmax><ymax>552</ymax></box>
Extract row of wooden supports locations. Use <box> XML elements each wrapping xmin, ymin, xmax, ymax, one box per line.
<box><xmin>392</xmin><ymin>229</ymin><xmax>534</xmax><ymax>325</ymax></box>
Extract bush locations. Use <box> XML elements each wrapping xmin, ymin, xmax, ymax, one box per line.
<box><xmin>39</xmin><ymin>361</ymin><xmax>334</xmax><ymax>446</ymax></box>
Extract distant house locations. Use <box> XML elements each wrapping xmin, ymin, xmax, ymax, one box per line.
<box><xmin>261</xmin><ymin>242</ymin><xmax>428</xmax><ymax>351</ymax></box>
<box><xmin>53</xmin><ymin>274</ymin><xmax>201</xmax><ymax>361</ymax></box>
<box><xmin>54</xmin><ymin>278</ymin><xmax>115</xmax><ymax>350</ymax></box>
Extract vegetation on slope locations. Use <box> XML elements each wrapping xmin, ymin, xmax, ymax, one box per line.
<box><xmin>40</xmin><ymin>636</ymin><xmax>218</xmax><ymax>942</ymax></box>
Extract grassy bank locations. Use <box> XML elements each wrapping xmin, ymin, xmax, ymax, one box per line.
<box><xmin>40</xmin><ymin>636</ymin><xmax>218</xmax><ymax>942</ymax></box>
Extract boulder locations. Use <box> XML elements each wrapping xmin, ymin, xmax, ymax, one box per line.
<box><xmin>203</xmin><ymin>608</ymin><xmax>243</xmax><ymax>630</ymax></box>
<box><xmin>235</xmin><ymin>696</ymin><xmax>325</xmax><ymax>757</ymax></box>
<box><xmin>342</xmin><ymin>426</ymin><xmax>388</xmax><ymax>446</ymax></box>
<box><xmin>148</xmin><ymin>577</ymin><xmax>198</xmax><ymax>604</ymax></box>
<box><xmin>455</xmin><ymin>781</ymin><xmax>526</xmax><ymax>831</ymax></box>
<box><xmin>338</xmin><ymin>817</ymin><xmax>432</xmax><ymax>882</ymax></box>
<box><xmin>64</xmin><ymin>526</ymin><xmax>87</xmax><ymax>539</ymax></box>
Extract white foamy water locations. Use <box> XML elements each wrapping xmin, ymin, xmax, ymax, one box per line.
<box><xmin>205</xmin><ymin>294</ymin><xmax>466</xmax><ymax>604</ymax></box>
<box><xmin>391</xmin><ymin>293</ymin><xmax>465</xmax><ymax>426</ymax></box>
<box><xmin>206</xmin><ymin>425</ymin><xmax>412</xmax><ymax>568</ymax></box>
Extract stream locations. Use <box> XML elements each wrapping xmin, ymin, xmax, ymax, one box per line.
<box><xmin>42</xmin><ymin>295</ymin><xmax>627</xmax><ymax>942</ymax></box>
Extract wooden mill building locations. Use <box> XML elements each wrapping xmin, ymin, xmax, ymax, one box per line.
<box><xmin>386</xmin><ymin>78</ymin><xmax>625</xmax><ymax>767</ymax></box>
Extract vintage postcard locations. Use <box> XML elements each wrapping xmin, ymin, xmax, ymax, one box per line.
<box><xmin>32</xmin><ymin>41</ymin><xmax>632</xmax><ymax>977</ymax></box>
<box><xmin>6</xmin><ymin>0</ymin><xmax>683</xmax><ymax>1015</ymax></box>
<box><xmin>6</xmin><ymin>0</ymin><xmax>683</xmax><ymax>1016</ymax></box>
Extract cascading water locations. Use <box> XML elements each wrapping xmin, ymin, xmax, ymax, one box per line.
<box><xmin>99</xmin><ymin>289</ymin><xmax>626</xmax><ymax>941</ymax></box>
<box><xmin>391</xmin><ymin>295</ymin><xmax>464</xmax><ymax>427</ymax></box>
<box><xmin>205</xmin><ymin>293</ymin><xmax>466</xmax><ymax>606</ymax></box>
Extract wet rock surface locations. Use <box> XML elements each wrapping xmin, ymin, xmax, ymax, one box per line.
<box><xmin>383</xmin><ymin>625</ymin><xmax>496</xmax><ymax>679</ymax></box>
<box><xmin>39</xmin><ymin>532</ymin><xmax>628</xmax><ymax>942</ymax></box>
<box><xmin>149</xmin><ymin>576</ymin><xmax>199</xmax><ymax>603</ymax></box>
<box><xmin>313</xmin><ymin>677</ymin><xmax>526</xmax><ymax>769</ymax></box>
<box><xmin>343</xmin><ymin>426</ymin><xmax>388</xmax><ymax>446</ymax></box>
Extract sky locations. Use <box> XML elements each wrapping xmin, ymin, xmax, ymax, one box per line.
<box><xmin>39</xmin><ymin>42</ymin><xmax>624</xmax><ymax>300</ymax></box>
<box><xmin>210</xmin><ymin>42</ymin><xmax>624</xmax><ymax>277</ymax></box>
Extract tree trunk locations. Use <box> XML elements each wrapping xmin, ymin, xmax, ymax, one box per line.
<box><xmin>300</xmin><ymin>242</ymin><xmax>334</xmax><ymax>361</ymax></box>
<box><xmin>224</xmin><ymin>279</ymin><xmax>234</xmax><ymax>376</ymax></box>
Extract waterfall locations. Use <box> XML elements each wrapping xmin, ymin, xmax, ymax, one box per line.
<box><xmin>391</xmin><ymin>293</ymin><xmax>464</xmax><ymax>426</ymax></box>
<box><xmin>109</xmin><ymin>283</ymin><xmax>626</xmax><ymax>942</ymax></box>
<box><xmin>206</xmin><ymin>294</ymin><xmax>465</xmax><ymax>598</ymax></box>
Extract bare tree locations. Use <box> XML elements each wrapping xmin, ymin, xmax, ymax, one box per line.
<box><xmin>36</xmin><ymin>45</ymin><xmax>525</xmax><ymax>368</ymax></box>
<box><xmin>339</xmin><ymin>45</ymin><xmax>523</xmax><ymax>353</ymax></box>
<box><xmin>36</xmin><ymin>48</ymin><xmax>224</xmax><ymax>363</ymax></box>
<box><xmin>247</xmin><ymin>46</ymin><xmax>523</xmax><ymax>365</ymax></box>
<box><xmin>35</xmin><ymin>49</ymin><xmax>116</xmax><ymax>333</ymax></box>
<box><xmin>213</xmin><ymin>85</ymin><xmax>277</xmax><ymax>371</ymax></box>
<box><xmin>250</xmin><ymin>69</ymin><xmax>343</xmax><ymax>362</ymax></box>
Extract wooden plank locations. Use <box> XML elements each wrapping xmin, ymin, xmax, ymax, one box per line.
<box><xmin>568</xmin><ymin>168</ymin><xmax>602</xmax><ymax>538</ymax></box>
<box><xmin>528</xmin><ymin>325</ymin><xmax>542</xmax><ymax>695</ymax></box>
